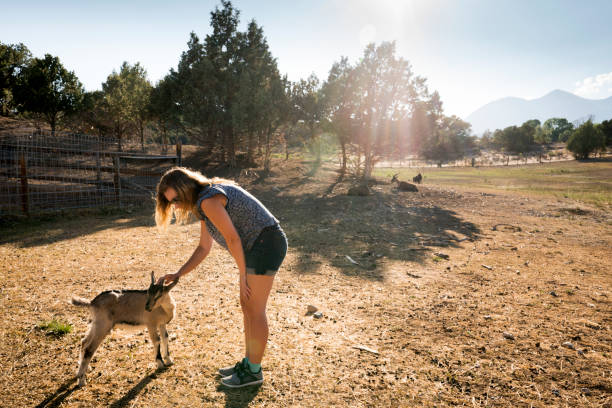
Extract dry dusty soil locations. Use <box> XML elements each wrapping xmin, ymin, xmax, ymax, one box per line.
<box><xmin>1</xmin><ymin>159</ymin><xmax>610</xmax><ymax>407</ymax></box>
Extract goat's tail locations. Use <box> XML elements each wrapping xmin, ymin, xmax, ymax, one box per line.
<box><xmin>70</xmin><ymin>296</ymin><xmax>91</xmax><ymax>307</ymax></box>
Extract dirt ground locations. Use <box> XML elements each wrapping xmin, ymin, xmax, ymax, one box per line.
<box><xmin>1</xmin><ymin>158</ymin><xmax>610</xmax><ymax>407</ymax></box>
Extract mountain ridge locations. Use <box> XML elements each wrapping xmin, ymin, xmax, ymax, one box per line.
<box><xmin>466</xmin><ymin>90</ymin><xmax>612</xmax><ymax>135</ymax></box>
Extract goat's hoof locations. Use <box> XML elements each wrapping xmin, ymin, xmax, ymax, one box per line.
<box><xmin>156</xmin><ymin>360</ymin><xmax>166</xmax><ymax>369</ymax></box>
<box><xmin>164</xmin><ymin>358</ymin><xmax>174</xmax><ymax>367</ymax></box>
<box><xmin>77</xmin><ymin>376</ymin><xmax>87</xmax><ymax>387</ymax></box>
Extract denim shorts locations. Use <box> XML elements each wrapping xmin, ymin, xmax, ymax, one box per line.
<box><xmin>245</xmin><ymin>225</ymin><xmax>288</xmax><ymax>276</ymax></box>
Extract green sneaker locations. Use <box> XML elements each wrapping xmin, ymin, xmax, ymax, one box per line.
<box><xmin>221</xmin><ymin>361</ymin><xmax>263</xmax><ymax>388</ymax></box>
<box><xmin>218</xmin><ymin>360</ymin><xmax>244</xmax><ymax>377</ymax></box>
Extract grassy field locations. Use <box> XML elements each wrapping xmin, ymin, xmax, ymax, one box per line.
<box><xmin>1</xmin><ymin>157</ymin><xmax>610</xmax><ymax>407</ymax></box>
<box><xmin>375</xmin><ymin>160</ymin><xmax>612</xmax><ymax>208</ymax></box>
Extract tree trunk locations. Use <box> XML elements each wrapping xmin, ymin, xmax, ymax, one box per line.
<box><xmin>116</xmin><ymin>126</ymin><xmax>123</xmax><ymax>152</ymax></box>
<box><xmin>340</xmin><ymin>140</ymin><xmax>347</xmax><ymax>175</ymax></box>
<box><xmin>263</xmin><ymin>125</ymin><xmax>273</xmax><ymax>172</ymax></box>
<box><xmin>50</xmin><ymin>114</ymin><xmax>56</xmax><ymax>134</ymax></box>
<box><xmin>284</xmin><ymin>131</ymin><xmax>289</xmax><ymax>161</ymax></box>
<box><xmin>139</xmin><ymin>121</ymin><xmax>145</xmax><ymax>152</ymax></box>
<box><xmin>225</xmin><ymin>127</ymin><xmax>236</xmax><ymax>167</ymax></box>
<box><xmin>247</xmin><ymin>129</ymin><xmax>255</xmax><ymax>165</ymax></box>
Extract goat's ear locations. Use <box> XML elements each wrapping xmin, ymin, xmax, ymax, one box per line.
<box><xmin>166</xmin><ymin>279</ymin><xmax>179</xmax><ymax>291</ymax></box>
<box><xmin>150</xmin><ymin>271</ymin><xmax>155</xmax><ymax>286</ymax></box>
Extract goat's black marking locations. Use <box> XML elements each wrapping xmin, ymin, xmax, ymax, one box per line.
<box><xmin>116</xmin><ymin>320</ymin><xmax>139</xmax><ymax>326</ymax></box>
<box><xmin>92</xmin><ymin>289</ymin><xmax>147</xmax><ymax>303</ymax></box>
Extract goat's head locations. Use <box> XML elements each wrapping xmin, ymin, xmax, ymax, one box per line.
<box><xmin>391</xmin><ymin>173</ymin><xmax>399</xmax><ymax>183</ymax></box>
<box><xmin>145</xmin><ymin>271</ymin><xmax>178</xmax><ymax>312</ymax></box>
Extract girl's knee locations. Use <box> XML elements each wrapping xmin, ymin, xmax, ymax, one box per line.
<box><xmin>242</xmin><ymin>301</ymin><xmax>266</xmax><ymax>318</ymax></box>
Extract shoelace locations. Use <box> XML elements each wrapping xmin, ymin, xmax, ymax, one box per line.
<box><xmin>235</xmin><ymin>361</ymin><xmax>256</xmax><ymax>380</ymax></box>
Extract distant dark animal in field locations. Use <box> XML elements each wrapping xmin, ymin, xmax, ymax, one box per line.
<box><xmin>412</xmin><ymin>173</ymin><xmax>422</xmax><ymax>184</ymax></box>
<box><xmin>347</xmin><ymin>184</ymin><xmax>371</xmax><ymax>196</ymax></box>
<box><xmin>70</xmin><ymin>272</ymin><xmax>178</xmax><ymax>386</ymax></box>
<box><xmin>391</xmin><ymin>174</ymin><xmax>418</xmax><ymax>192</ymax></box>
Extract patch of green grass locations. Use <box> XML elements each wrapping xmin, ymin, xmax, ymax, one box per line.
<box><xmin>37</xmin><ymin>319</ymin><xmax>73</xmax><ymax>337</ymax></box>
<box><xmin>374</xmin><ymin>161</ymin><xmax>612</xmax><ymax>208</ymax></box>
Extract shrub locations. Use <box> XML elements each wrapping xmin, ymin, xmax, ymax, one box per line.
<box><xmin>566</xmin><ymin>121</ymin><xmax>605</xmax><ymax>159</ymax></box>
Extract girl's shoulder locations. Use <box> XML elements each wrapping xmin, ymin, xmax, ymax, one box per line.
<box><xmin>198</xmin><ymin>184</ymin><xmax>228</xmax><ymax>199</ymax></box>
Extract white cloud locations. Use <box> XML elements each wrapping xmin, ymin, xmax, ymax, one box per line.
<box><xmin>574</xmin><ymin>72</ymin><xmax>612</xmax><ymax>99</ymax></box>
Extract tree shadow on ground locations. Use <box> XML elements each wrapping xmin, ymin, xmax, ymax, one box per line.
<box><xmin>322</xmin><ymin>173</ymin><xmax>345</xmax><ymax>198</ymax></box>
<box><xmin>109</xmin><ymin>366</ymin><xmax>170</xmax><ymax>408</ymax></box>
<box><xmin>256</xmin><ymin>180</ymin><xmax>481</xmax><ymax>282</ymax></box>
<box><xmin>0</xmin><ymin>208</ymin><xmax>155</xmax><ymax>248</ymax></box>
<box><xmin>34</xmin><ymin>376</ymin><xmax>78</xmax><ymax>408</ymax></box>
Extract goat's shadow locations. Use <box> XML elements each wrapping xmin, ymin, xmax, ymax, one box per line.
<box><xmin>35</xmin><ymin>376</ymin><xmax>79</xmax><ymax>408</ymax></box>
<box><xmin>216</xmin><ymin>383</ymin><xmax>262</xmax><ymax>408</ymax></box>
<box><xmin>109</xmin><ymin>366</ymin><xmax>169</xmax><ymax>408</ymax></box>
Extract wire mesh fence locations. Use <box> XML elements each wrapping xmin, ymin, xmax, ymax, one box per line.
<box><xmin>0</xmin><ymin>129</ymin><xmax>180</xmax><ymax>217</ymax></box>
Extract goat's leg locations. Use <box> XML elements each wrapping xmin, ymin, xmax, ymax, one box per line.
<box><xmin>77</xmin><ymin>320</ymin><xmax>111</xmax><ymax>386</ymax></box>
<box><xmin>160</xmin><ymin>324</ymin><xmax>173</xmax><ymax>366</ymax></box>
<box><xmin>147</xmin><ymin>324</ymin><xmax>165</xmax><ymax>369</ymax></box>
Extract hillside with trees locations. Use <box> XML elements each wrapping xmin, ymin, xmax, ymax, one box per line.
<box><xmin>1</xmin><ymin>1</ymin><xmax>610</xmax><ymax>177</ymax></box>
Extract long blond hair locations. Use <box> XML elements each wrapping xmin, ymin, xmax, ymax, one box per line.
<box><xmin>155</xmin><ymin>167</ymin><xmax>234</xmax><ymax>229</ymax></box>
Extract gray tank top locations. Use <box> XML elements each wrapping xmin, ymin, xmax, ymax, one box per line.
<box><xmin>195</xmin><ymin>184</ymin><xmax>279</xmax><ymax>251</ymax></box>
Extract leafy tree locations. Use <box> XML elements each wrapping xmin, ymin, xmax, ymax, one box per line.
<box><xmin>0</xmin><ymin>42</ymin><xmax>31</xmax><ymax>115</ymax></box>
<box><xmin>493</xmin><ymin>122</ymin><xmax>535</xmax><ymax>154</ymax></box>
<box><xmin>409</xmin><ymin>101</ymin><xmax>434</xmax><ymax>156</ymax></box>
<box><xmin>101</xmin><ymin>62</ymin><xmax>151</xmax><ymax>150</ymax></box>
<box><xmin>420</xmin><ymin>114</ymin><xmax>473</xmax><ymax>166</ymax></box>
<box><xmin>523</xmin><ymin>119</ymin><xmax>541</xmax><ymax>129</ymax></box>
<box><xmin>352</xmin><ymin>42</ymin><xmax>425</xmax><ymax>179</ymax></box>
<box><xmin>567</xmin><ymin>120</ymin><xmax>605</xmax><ymax>159</ymax></box>
<box><xmin>293</xmin><ymin>74</ymin><xmax>325</xmax><ymax>162</ymax></box>
<box><xmin>599</xmin><ymin>119</ymin><xmax>612</xmax><ymax>146</ymax></box>
<box><xmin>479</xmin><ymin>129</ymin><xmax>494</xmax><ymax>149</ymax></box>
<box><xmin>321</xmin><ymin>57</ymin><xmax>360</xmax><ymax>174</ymax></box>
<box><xmin>63</xmin><ymin>90</ymin><xmax>110</xmax><ymax>135</ymax></box>
<box><xmin>13</xmin><ymin>54</ymin><xmax>83</xmax><ymax>132</ymax></box>
<box><xmin>130</xmin><ymin>65</ymin><xmax>153</xmax><ymax>150</ymax></box>
<box><xmin>542</xmin><ymin>118</ymin><xmax>574</xmax><ymax>142</ymax></box>
<box><xmin>149</xmin><ymin>75</ymin><xmax>181</xmax><ymax>150</ymax></box>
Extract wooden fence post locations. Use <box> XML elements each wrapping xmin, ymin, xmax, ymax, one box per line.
<box><xmin>96</xmin><ymin>151</ymin><xmax>102</xmax><ymax>194</ymax></box>
<box><xmin>19</xmin><ymin>152</ymin><xmax>29</xmax><ymax>216</ymax></box>
<box><xmin>176</xmin><ymin>140</ymin><xmax>182</xmax><ymax>167</ymax></box>
<box><xmin>113</xmin><ymin>155</ymin><xmax>122</xmax><ymax>207</ymax></box>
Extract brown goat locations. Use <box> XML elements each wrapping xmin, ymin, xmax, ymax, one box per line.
<box><xmin>391</xmin><ymin>174</ymin><xmax>418</xmax><ymax>192</ymax></box>
<box><xmin>71</xmin><ymin>272</ymin><xmax>178</xmax><ymax>386</ymax></box>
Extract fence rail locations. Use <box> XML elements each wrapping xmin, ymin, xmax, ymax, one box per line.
<box><xmin>0</xmin><ymin>129</ymin><xmax>181</xmax><ymax>216</ymax></box>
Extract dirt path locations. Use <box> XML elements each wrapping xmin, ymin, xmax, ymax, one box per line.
<box><xmin>1</xmin><ymin>161</ymin><xmax>610</xmax><ymax>407</ymax></box>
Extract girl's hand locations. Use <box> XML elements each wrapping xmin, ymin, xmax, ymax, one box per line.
<box><xmin>240</xmin><ymin>274</ymin><xmax>252</xmax><ymax>302</ymax></box>
<box><xmin>157</xmin><ymin>273</ymin><xmax>180</xmax><ymax>285</ymax></box>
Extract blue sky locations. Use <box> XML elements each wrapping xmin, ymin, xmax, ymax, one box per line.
<box><xmin>2</xmin><ymin>0</ymin><xmax>612</xmax><ymax>118</ymax></box>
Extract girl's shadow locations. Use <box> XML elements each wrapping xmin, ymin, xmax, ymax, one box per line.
<box><xmin>217</xmin><ymin>383</ymin><xmax>262</xmax><ymax>408</ymax></box>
